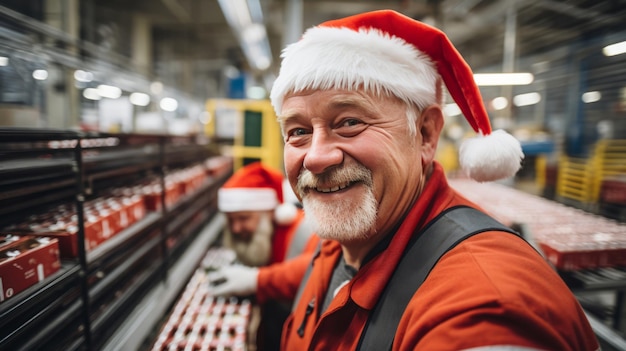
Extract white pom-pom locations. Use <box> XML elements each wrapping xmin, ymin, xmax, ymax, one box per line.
<box><xmin>459</xmin><ymin>129</ymin><xmax>524</xmax><ymax>182</ymax></box>
<box><xmin>282</xmin><ymin>178</ymin><xmax>301</xmax><ymax>205</ymax></box>
<box><xmin>274</xmin><ymin>203</ymin><xmax>298</xmax><ymax>225</ymax></box>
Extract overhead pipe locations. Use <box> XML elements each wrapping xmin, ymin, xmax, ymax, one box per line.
<box><xmin>499</xmin><ymin>0</ymin><xmax>518</xmax><ymax>121</ymax></box>
<box><xmin>283</xmin><ymin>0</ymin><xmax>303</xmax><ymax>48</ymax></box>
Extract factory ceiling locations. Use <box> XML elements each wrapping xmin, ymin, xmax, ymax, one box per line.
<box><xmin>1</xmin><ymin>0</ymin><xmax>625</xmax><ymax>101</ymax></box>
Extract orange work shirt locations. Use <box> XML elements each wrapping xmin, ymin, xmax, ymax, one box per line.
<box><xmin>267</xmin><ymin>162</ymin><xmax>599</xmax><ymax>351</ymax></box>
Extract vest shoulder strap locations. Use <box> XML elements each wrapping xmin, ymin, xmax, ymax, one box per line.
<box><xmin>357</xmin><ymin>206</ymin><xmax>519</xmax><ymax>350</ymax></box>
<box><xmin>292</xmin><ymin>238</ymin><xmax>321</xmax><ymax>313</ymax></box>
<box><xmin>286</xmin><ymin>219</ymin><xmax>314</xmax><ymax>260</ymax></box>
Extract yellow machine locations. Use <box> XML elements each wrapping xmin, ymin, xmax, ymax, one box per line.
<box><xmin>205</xmin><ymin>99</ymin><xmax>284</xmax><ymax>172</ymax></box>
<box><xmin>556</xmin><ymin>139</ymin><xmax>626</xmax><ymax>207</ymax></box>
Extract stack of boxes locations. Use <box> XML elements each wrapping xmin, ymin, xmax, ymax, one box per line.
<box><xmin>1</xmin><ymin>161</ymin><xmax>225</xmax><ymax>259</ymax></box>
<box><xmin>0</xmin><ymin>156</ymin><xmax>232</xmax><ymax>305</ymax></box>
<box><xmin>3</xmin><ymin>191</ymin><xmax>147</xmax><ymax>258</ymax></box>
<box><xmin>142</xmin><ymin>164</ymin><xmax>208</xmax><ymax>212</ymax></box>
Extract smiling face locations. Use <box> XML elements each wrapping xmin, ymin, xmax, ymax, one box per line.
<box><xmin>279</xmin><ymin>89</ymin><xmax>443</xmax><ymax>246</ymax></box>
<box><xmin>225</xmin><ymin>210</ymin><xmax>271</xmax><ymax>241</ymax></box>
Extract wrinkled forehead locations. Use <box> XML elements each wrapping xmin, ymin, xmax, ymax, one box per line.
<box><xmin>278</xmin><ymin>88</ymin><xmax>406</xmax><ymax>121</ymax></box>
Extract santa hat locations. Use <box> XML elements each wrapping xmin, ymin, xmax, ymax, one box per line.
<box><xmin>270</xmin><ymin>10</ymin><xmax>523</xmax><ymax>182</ymax></box>
<box><xmin>218</xmin><ymin>162</ymin><xmax>298</xmax><ymax>225</ymax></box>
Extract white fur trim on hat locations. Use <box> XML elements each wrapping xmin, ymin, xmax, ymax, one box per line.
<box><xmin>270</xmin><ymin>26</ymin><xmax>439</xmax><ymax>116</ymax></box>
<box><xmin>218</xmin><ymin>188</ymin><xmax>278</xmax><ymax>212</ymax></box>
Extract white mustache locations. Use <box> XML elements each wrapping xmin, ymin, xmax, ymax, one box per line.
<box><xmin>296</xmin><ymin>165</ymin><xmax>373</xmax><ymax>197</ymax></box>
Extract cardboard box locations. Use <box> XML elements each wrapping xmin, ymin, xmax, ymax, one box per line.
<box><xmin>601</xmin><ymin>178</ymin><xmax>626</xmax><ymax>204</ymax></box>
<box><xmin>0</xmin><ymin>235</ymin><xmax>24</xmax><ymax>250</ymax></box>
<box><xmin>0</xmin><ymin>236</ymin><xmax>61</xmax><ymax>303</ymax></box>
<box><xmin>205</xmin><ymin>156</ymin><xmax>233</xmax><ymax>177</ymax></box>
<box><xmin>41</xmin><ymin>229</ymin><xmax>79</xmax><ymax>259</ymax></box>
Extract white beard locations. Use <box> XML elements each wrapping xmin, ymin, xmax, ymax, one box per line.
<box><xmin>299</xmin><ymin>165</ymin><xmax>377</xmax><ymax>242</ymax></box>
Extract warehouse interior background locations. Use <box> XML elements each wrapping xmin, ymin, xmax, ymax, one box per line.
<box><xmin>0</xmin><ymin>0</ymin><xmax>626</xmax><ymax>350</ymax></box>
<box><xmin>2</xmin><ymin>0</ymin><xmax>626</xmax><ymax>189</ymax></box>
<box><xmin>1</xmin><ymin>0</ymin><xmax>626</xmax><ymax>144</ymax></box>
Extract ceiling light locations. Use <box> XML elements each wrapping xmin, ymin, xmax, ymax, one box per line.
<box><xmin>83</xmin><ymin>88</ymin><xmax>101</xmax><ymax>100</ymax></box>
<box><xmin>160</xmin><ymin>97</ymin><xmax>178</xmax><ymax>112</ymax></box>
<box><xmin>224</xmin><ymin>66</ymin><xmax>240</xmax><ymax>79</ymax></box>
<box><xmin>32</xmin><ymin>69</ymin><xmax>48</xmax><ymax>80</ymax></box>
<box><xmin>242</xmin><ymin>23</ymin><xmax>266</xmax><ymax>44</ymax></box>
<box><xmin>74</xmin><ymin>70</ymin><xmax>93</xmax><ymax>82</ymax></box>
<box><xmin>219</xmin><ymin>0</ymin><xmax>253</xmax><ymax>28</ymax></box>
<box><xmin>582</xmin><ymin>91</ymin><xmax>601</xmax><ymax>103</ymax></box>
<box><xmin>603</xmin><ymin>41</ymin><xmax>626</xmax><ymax>56</ymax></box>
<box><xmin>246</xmin><ymin>44</ymin><xmax>271</xmax><ymax>70</ymax></box>
<box><xmin>255</xmin><ymin>57</ymin><xmax>271</xmax><ymax>70</ymax></box>
<box><xmin>491</xmin><ymin>97</ymin><xmax>508</xmax><ymax>110</ymax></box>
<box><xmin>130</xmin><ymin>92</ymin><xmax>151</xmax><ymax>106</ymax></box>
<box><xmin>0</xmin><ymin>56</ymin><xmax>8</xmax><ymax>66</ymax></box>
<box><xmin>474</xmin><ymin>73</ymin><xmax>534</xmax><ymax>86</ymax></box>
<box><xmin>218</xmin><ymin>0</ymin><xmax>272</xmax><ymax>71</ymax></box>
<box><xmin>97</xmin><ymin>84</ymin><xmax>122</xmax><ymax>99</ymax></box>
<box><xmin>513</xmin><ymin>92</ymin><xmax>541</xmax><ymax>107</ymax></box>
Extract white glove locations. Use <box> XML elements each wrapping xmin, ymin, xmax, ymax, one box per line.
<box><xmin>206</xmin><ymin>265</ymin><xmax>259</xmax><ymax>297</ymax></box>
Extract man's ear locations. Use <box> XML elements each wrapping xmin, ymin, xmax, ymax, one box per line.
<box><xmin>418</xmin><ymin>106</ymin><xmax>444</xmax><ymax>166</ymax></box>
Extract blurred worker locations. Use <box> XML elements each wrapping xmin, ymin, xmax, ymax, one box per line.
<box><xmin>214</xmin><ymin>9</ymin><xmax>599</xmax><ymax>351</ymax></box>
<box><xmin>215</xmin><ymin>161</ymin><xmax>318</xmax><ymax>351</ymax></box>
<box><xmin>218</xmin><ymin>161</ymin><xmax>312</xmax><ymax>266</ymax></box>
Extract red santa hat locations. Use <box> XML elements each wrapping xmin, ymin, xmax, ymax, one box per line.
<box><xmin>270</xmin><ymin>10</ymin><xmax>523</xmax><ymax>182</ymax></box>
<box><xmin>218</xmin><ymin>162</ymin><xmax>297</xmax><ymax>225</ymax></box>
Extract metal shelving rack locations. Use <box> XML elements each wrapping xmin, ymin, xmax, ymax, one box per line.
<box><xmin>0</xmin><ymin>128</ymin><xmax>231</xmax><ymax>351</ymax></box>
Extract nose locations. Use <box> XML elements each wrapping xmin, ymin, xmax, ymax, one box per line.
<box><xmin>229</xmin><ymin>219</ymin><xmax>242</xmax><ymax>234</ymax></box>
<box><xmin>302</xmin><ymin>131</ymin><xmax>343</xmax><ymax>174</ymax></box>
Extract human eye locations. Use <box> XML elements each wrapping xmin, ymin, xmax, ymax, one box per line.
<box><xmin>336</xmin><ymin>118</ymin><xmax>367</xmax><ymax>136</ymax></box>
<box><xmin>288</xmin><ymin>128</ymin><xmax>309</xmax><ymax>137</ymax></box>
<box><xmin>341</xmin><ymin>118</ymin><xmax>361</xmax><ymax>127</ymax></box>
<box><xmin>284</xmin><ymin>127</ymin><xmax>311</xmax><ymax>143</ymax></box>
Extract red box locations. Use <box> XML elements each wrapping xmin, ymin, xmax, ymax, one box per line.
<box><xmin>83</xmin><ymin>213</ymin><xmax>106</xmax><ymax>250</ymax></box>
<box><xmin>164</xmin><ymin>180</ymin><xmax>180</xmax><ymax>208</ymax></box>
<box><xmin>41</xmin><ymin>229</ymin><xmax>78</xmax><ymax>259</ymax></box>
<box><xmin>26</xmin><ymin>203</ymin><xmax>107</xmax><ymax>253</ymax></box>
<box><xmin>601</xmin><ymin>178</ymin><xmax>626</xmax><ymax>204</ymax></box>
<box><xmin>0</xmin><ymin>236</ymin><xmax>61</xmax><ymax>303</ymax></box>
<box><xmin>5</xmin><ymin>213</ymin><xmax>112</xmax><ymax>259</ymax></box>
<box><xmin>125</xmin><ymin>194</ymin><xmax>146</xmax><ymax>224</ymax></box>
<box><xmin>95</xmin><ymin>207</ymin><xmax>116</xmax><ymax>240</ymax></box>
<box><xmin>142</xmin><ymin>184</ymin><xmax>162</xmax><ymax>211</ymax></box>
<box><xmin>22</xmin><ymin>229</ymin><xmax>78</xmax><ymax>259</ymax></box>
<box><xmin>3</xmin><ymin>221</ymin><xmax>80</xmax><ymax>259</ymax></box>
<box><xmin>205</xmin><ymin>156</ymin><xmax>233</xmax><ymax>177</ymax></box>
